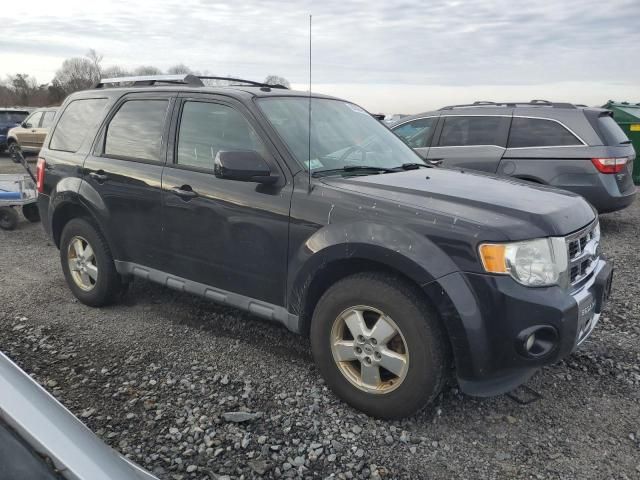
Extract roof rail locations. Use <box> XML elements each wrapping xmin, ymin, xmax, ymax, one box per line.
<box><xmin>95</xmin><ymin>74</ymin><xmax>204</xmax><ymax>88</ymax></box>
<box><xmin>439</xmin><ymin>100</ymin><xmax>577</xmax><ymax>110</ymax></box>
<box><xmin>94</xmin><ymin>74</ymin><xmax>289</xmax><ymax>90</ymax></box>
<box><xmin>198</xmin><ymin>76</ymin><xmax>289</xmax><ymax>89</ymax></box>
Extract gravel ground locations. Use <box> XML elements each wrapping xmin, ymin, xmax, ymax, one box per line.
<box><xmin>1</xmin><ymin>154</ymin><xmax>639</xmax><ymax>479</ymax></box>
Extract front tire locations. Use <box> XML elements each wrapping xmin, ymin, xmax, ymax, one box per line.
<box><xmin>310</xmin><ymin>272</ymin><xmax>448</xmax><ymax>419</ymax></box>
<box><xmin>22</xmin><ymin>203</ymin><xmax>40</xmax><ymax>223</ymax></box>
<box><xmin>60</xmin><ymin>218</ymin><xmax>122</xmax><ymax>307</ymax></box>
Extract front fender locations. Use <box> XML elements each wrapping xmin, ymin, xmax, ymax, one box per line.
<box><xmin>287</xmin><ymin>221</ymin><xmax>459</xmax><ymax>314</ymax></box>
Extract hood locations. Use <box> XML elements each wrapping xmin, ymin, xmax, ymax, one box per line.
<box><xmin>0</xmin><ymin>122</ymin><xmax>20</xmax><ymax>135</ymax></box>
<box><xmin>322</xmin><ymin>168</ymin><xmax>596</xmax><ymax>239</ymax></box>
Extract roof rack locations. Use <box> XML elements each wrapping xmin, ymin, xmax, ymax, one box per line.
<box><xmin>439</xmin><ymin>100</ymin><xmax>577</xmax><ymax>110</ymax></box>
<box><xmin>95</xmin><ymin>74</ymin><xmax>204</xmax><ymax>88</ymax></box>
<box><xmin>94</xmin><ymin>74</ymin><xmax>289</xmax><ymax>90</ymax></box>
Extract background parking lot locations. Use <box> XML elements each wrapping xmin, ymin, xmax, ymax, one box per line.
<box><xmin>0</xmin><ymin>155</ymin><xmax>638</xmax><ymax>479</ymax></box>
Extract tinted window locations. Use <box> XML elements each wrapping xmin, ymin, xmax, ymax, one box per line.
<box><xmin>41</xmin><ymin>111</ymin><xmax>56</xmax><ymax>129</ymax></box>
<box><xmin>439</xmin><ymin>116</ymin><xmax>504</xmax><ymax>147</ymax></box>
<box><xmin>508</xmin><ymin>117</ymin><xmax>581</xmax><ymax>148</ymax></box>
<box><xmin>177</xmin><ymin>102</ymin><xmax>267</xmax><ymax>170</ymax></box>
<box><xmin>0</xmin><ymin>111</ymin><xmax>28</xmax><ymax>123</ymax></box>
<box><xmin>105</xmin><ymin>100</ymin><xmax>169</xmax><ymax>162</ymax></box>
<box><xmin>50</xmin><ymin>99</ymin><xmax>108</xmax><ymax>152</ymax></box>
<box><xmin>393</xmin><ymin>118</ymin><xmax>436</xmax><ymax>148</ymax></box>
<box><xmin>597</xmin><ymin>115</ymin><xmax>629</xmax><ymax>146</ymax></box>
<box><xmin>25</xmin><ymin>112</ymin><xmax>42</xmax><ymax>128</ymax></box>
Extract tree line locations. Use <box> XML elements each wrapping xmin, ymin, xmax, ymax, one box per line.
<box><xmin>0</xmin><ymin>50</ymin><xmax>291</xmax><ymax>107</ymax></box>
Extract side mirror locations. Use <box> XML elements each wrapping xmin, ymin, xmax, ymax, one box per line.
<box><xmin>214</xmin><ymin>150</ymin><xmax>278</xmax><ymax>185</ymax></box>
<box><xmin>21</xmin><ymin>122</ymin><xmax>31</xmax><ymax>128</ymax></box>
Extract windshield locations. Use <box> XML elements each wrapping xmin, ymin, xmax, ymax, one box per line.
<box><xmin>258</xmin><ymin>97</ymin><xmax>424</xmax><ymax>175</ymax></box>
<box><xmin>0</xmin><ymin>111</ymin><xmax>29</xmax><ymax>124</ymax></box>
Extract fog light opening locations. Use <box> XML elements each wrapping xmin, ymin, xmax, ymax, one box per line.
<box><xmin>517</xmin><ymin>326</ymin><xmax>558</xmax><ymax>358</ymax></box>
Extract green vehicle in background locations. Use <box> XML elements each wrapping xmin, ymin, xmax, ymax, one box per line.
<box><xmin>603</xmin><ymin>101</ymin><xmax>640</xmax><ymax>184</ymax></box>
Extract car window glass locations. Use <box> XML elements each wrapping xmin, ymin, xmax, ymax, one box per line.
<box><xmin>40</xmin><ymin>111</ymin><xmax>56</xmax><ymax>129</ymax></box>
<box><xmin>508</xmin><ymin>117</ymin><xmax>581</xmax><ymax>148</ymax></box>
<box><xmin>597</xmin><ymin>115</ymin><xmax>629</xmax><ymax>146</ymax></box>
<box><xmin>26</xmin><ymin>112</ymin><xmax>42</xmax><ymax>128</ymax></box>
<box><xmin>393</xmin><ymin>118</ymin><xmax>436</xmax><ymax>148</ymax></box>
<box><xmin>105</xmin><ymin>100</ymin><xmax>169</xmax><ymax>162</ymax></box>
<box><xmin>438</xmin><ymin>116</ymin><xmax>504</xmax><ymax>147</ymax></box>
<box><xmin>177</xmin><ymin>101</ymin><xmax>267</xmax><ymax>170</ymax></box>
<box><xmin>0</xmin><ymin>111</ymin><xmax>28</xmax><ymax>123</ymax></box>
<box><xmin>50</xmin><ymin>99</ymin><xmax>109</xmax><ymax>153</ymax></box>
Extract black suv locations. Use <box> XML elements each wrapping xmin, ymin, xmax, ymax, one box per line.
<box><xmin>36</xmin><ymin>75</ymin><xmax>613</xmax><ymax>419</ymax></box>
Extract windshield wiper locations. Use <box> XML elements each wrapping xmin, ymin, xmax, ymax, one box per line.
<box><xmin>312</xmin><ymin>166</ymin><xmax>397</xmax><ymax>177</ymax></box>
<box><xmin>396</xmin><ymin>162</ymin><xmax>432</xmax><ymax>170</ymax></box>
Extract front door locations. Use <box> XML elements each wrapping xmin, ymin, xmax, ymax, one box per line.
<box><xmin>18</xmin><ymin>111</ymin><xmax>43</xmax><ymax>149</ymax></box>
<box><xmin>82</xmin><ymin>93</ymin><xmax>175</xmax><ymax>269</ymax></box>
<box><xmin>161</xmin><ymin>96</ymin><xmax>292</xmax><ymax>306</ymax></box>
<box><xmin>427</xmin><ymin>115</ymin><xmax>510</xmax><ymax>172</ymax></box>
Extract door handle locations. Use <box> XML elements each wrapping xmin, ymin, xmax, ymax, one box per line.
<box><xmin>171</xmin><ymin>186</ymin><xmax>198</xmax><ymax>200</ymax></box>
<box><xmin>89</xmin><ymin>171</ymin><xmax>108</xmax><ymax>183</ymax></box>
<box><xmin>31</xmin><ymin>129</ymin><xmax>37</xmax><ymax>133</ymax></box>
<box><xmin>428</xmin><ymin>158</ymin><xmax>443</xmax><ymax>166</ymax></box>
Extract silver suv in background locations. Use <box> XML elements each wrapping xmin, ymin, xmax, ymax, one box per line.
<box><xmin>390</xmin><ymin>100</ymin><xmax>636</xmax><ymax>213</ymax></box>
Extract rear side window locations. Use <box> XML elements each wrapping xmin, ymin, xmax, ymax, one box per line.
<box><xmin>438</xmin><ymin>116</ymin><xmax>504</xmax><ymax>147</ymax></box>
<box><xmin>50</xmin><ymin>99</ymin><xmax>108</xmax><ymax>152</ymax></box>
<box><xmin>104</xmin><ymin>100</ymin><xmax>169</xmax><ymax>162</ymax></box>
<box><xmin>508</xmin><ymin>117</ymin><xmax>582</xmax><ymax>148</ymax></box>
<box><xmin>177</xmin><ymin>101</ymin><xmax>267</xmax><ymax>170</ymax></box>
<box><xmin>41</xmin><ymin>111</ymin><xmax>56</xmax><ymax>129</ymax></box>
<box><xmin>393</xmin><ymin>118</ymin><xmax>436</xmax><ymax>148</ymax></box>
<box><xmin>596</xmin><ymin>115</ymin><xmax>630</xmax><ymax>146</ymax></box>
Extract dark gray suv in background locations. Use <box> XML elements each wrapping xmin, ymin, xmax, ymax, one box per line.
<box><xmin>391</xmin><ymin>100</ymin><xmax>636</xmax><ymax>213</ymax></box>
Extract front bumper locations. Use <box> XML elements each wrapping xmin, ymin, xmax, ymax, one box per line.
<box><xmin>427</xmin><ymin>259</ymin><xmax>613</xmax><ymax>396</ymax></box>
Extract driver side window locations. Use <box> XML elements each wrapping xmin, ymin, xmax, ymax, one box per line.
<box><xmin>393</xmin><ymin>118</ymin><xmax>436</xmax><ymax>148</ymax></box>
<box><xmin>177</xmin><ymin>101</ymin><xmax>268</xmax><ymax>170</ymax></box>
<box><xmin>25</xmin><ymin>111</ymin><xmax>43</xmax><ymax>128</ymax></box>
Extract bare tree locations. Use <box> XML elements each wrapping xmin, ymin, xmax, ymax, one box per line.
<box><xmin>101</xmin><ymin>65</ymin><xmax>132</xmax><ymax>79</ymax></box>
<box><xmin>264</xmin><ymin>75</ymin><xmax>291</xmax><ymax>88</ymax></box>
<box><xmin>86</xmin><ymin>49</ymin><xmax>104</xmax><ymax>78</ymax></box>
<box><xmin>167</xmin><ymin>64</ymin><xmax>193</xmax><ymax>75</ymax></box>
<box><xmin>53</xmin><ymin>56</ymin><xmax>101</xmax><ymax>95</ymax></box>
<box><xmin>133</xmin><ymin>66</ymin><xmax>162</xmax><ymax>76</ymax></box>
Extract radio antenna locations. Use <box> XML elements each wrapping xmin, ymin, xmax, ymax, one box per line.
<box><xmin>307</xmin><ymin>14</ymin><xmax>312</xmax><ymax>191</ymax></box>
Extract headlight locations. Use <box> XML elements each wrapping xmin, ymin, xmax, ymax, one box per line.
<box><xmin>479</xmin><ymin>238</ymin><xmax>569</xmax><ymax>287</ymax></box>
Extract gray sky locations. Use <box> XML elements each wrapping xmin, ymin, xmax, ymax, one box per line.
<box><xmin>1</xmin><ymin>0</ymin><xmax>639</xmax><ymax>112</ymax></box>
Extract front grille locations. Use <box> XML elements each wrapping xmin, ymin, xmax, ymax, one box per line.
<box><xmin>566</xmin><ymin>221</ymin><xmax>599</xmax><ymax>287</ymax></box>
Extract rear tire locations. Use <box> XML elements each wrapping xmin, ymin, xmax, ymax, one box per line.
<box><xmin>60</xmin><ymin>218</ymin><xmax>122</xmax><ymax>307</ymax></box>
<box><xmin>22</xmin><ymin>203</ymin><xmax>40</xmax><ymax>223</ymax></box>
<box><xmin>0</xmin><ymin>207</ymin><xmax>19</xmax><ymax>230</ymax></box>
<box><xmin>310</xmin><ymin>272</ymin><xmax>448</xmax><ymax>419</ymax></box>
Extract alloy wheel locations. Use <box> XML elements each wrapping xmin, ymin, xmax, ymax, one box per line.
<box><xmin>67</xmin><ymin>235</ymin><xmax>98</xmax><ymax>291</ymax></box>
<box><xmin>330</xmin><ymin>305</ymin><xmax>409</xmax><ymax>394</ymax></box>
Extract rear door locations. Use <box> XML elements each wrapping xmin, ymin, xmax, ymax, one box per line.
<box><xmin>391</xmin><ymin>116</ymin><xmax>438</xmax><ymax>159</ymax></box>
<box><xmin>82</xmin><ymin>92</ymin><xmax>175</xmax><ymax>269</ymax></box>
<box><xmin>161</xmin><ymin>94</ymin><xmax>292</xmax><ymax>306</ymax></box>
<box><xmin>427</xmin><ymin>115</ymin><xmax>510</xmax><ymax>172</ymax></box>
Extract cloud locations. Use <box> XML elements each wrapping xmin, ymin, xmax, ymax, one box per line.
<box><xmin>0</xmin><ymin>0</ymin><xmax>638</xmax><ymax>110</ymax></box>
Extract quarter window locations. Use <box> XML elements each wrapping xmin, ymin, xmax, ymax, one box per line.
<box><xmin>438</xmin><ymin>116</ymin><xmax>504</xmax><ymax>147</ymax></box>
<box><xmin>104</xmin><ymin>100</ymin><xmax>169</xmax><ymax>162</ymax></box>
<box><xmin>177</xmin><ymin>101</ymin><xmax>267</xmax><ymax>170</ymax></box>
<box><xmin>50</xmin><ymin>98</ymin><xmax>108</xmax><ymax>153</ymax></box>
<box><xmin>508</xmin><ymin>117</ymin><xmax>582</xmax><ymax>148</ymax></box>
<box><xmin>393</xmin><ymin>118</ymin><xmax>436</xmax><ymax>148</ymax></box>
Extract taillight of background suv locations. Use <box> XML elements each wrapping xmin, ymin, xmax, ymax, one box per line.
<box><xmin>591</xmin><ymin>156</ymin><xmax>632</xmax><ymax>174</ymax></box>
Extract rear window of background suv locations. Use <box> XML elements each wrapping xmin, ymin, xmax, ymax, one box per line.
<box><xmin>49</xmin><ymin>98</ymin><xmax>108</xmax><ymax>153</ymax></box>
<box><xmin>594</xmin><ymin>115</ymin><xmax>630</xmax><ymax>146</ymax></box>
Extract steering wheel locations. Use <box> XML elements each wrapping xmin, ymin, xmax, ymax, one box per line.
<box><xmin>338</xmin><ymin>145</ymin><xmax>368</xmax><ymax>164</ymax></box>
